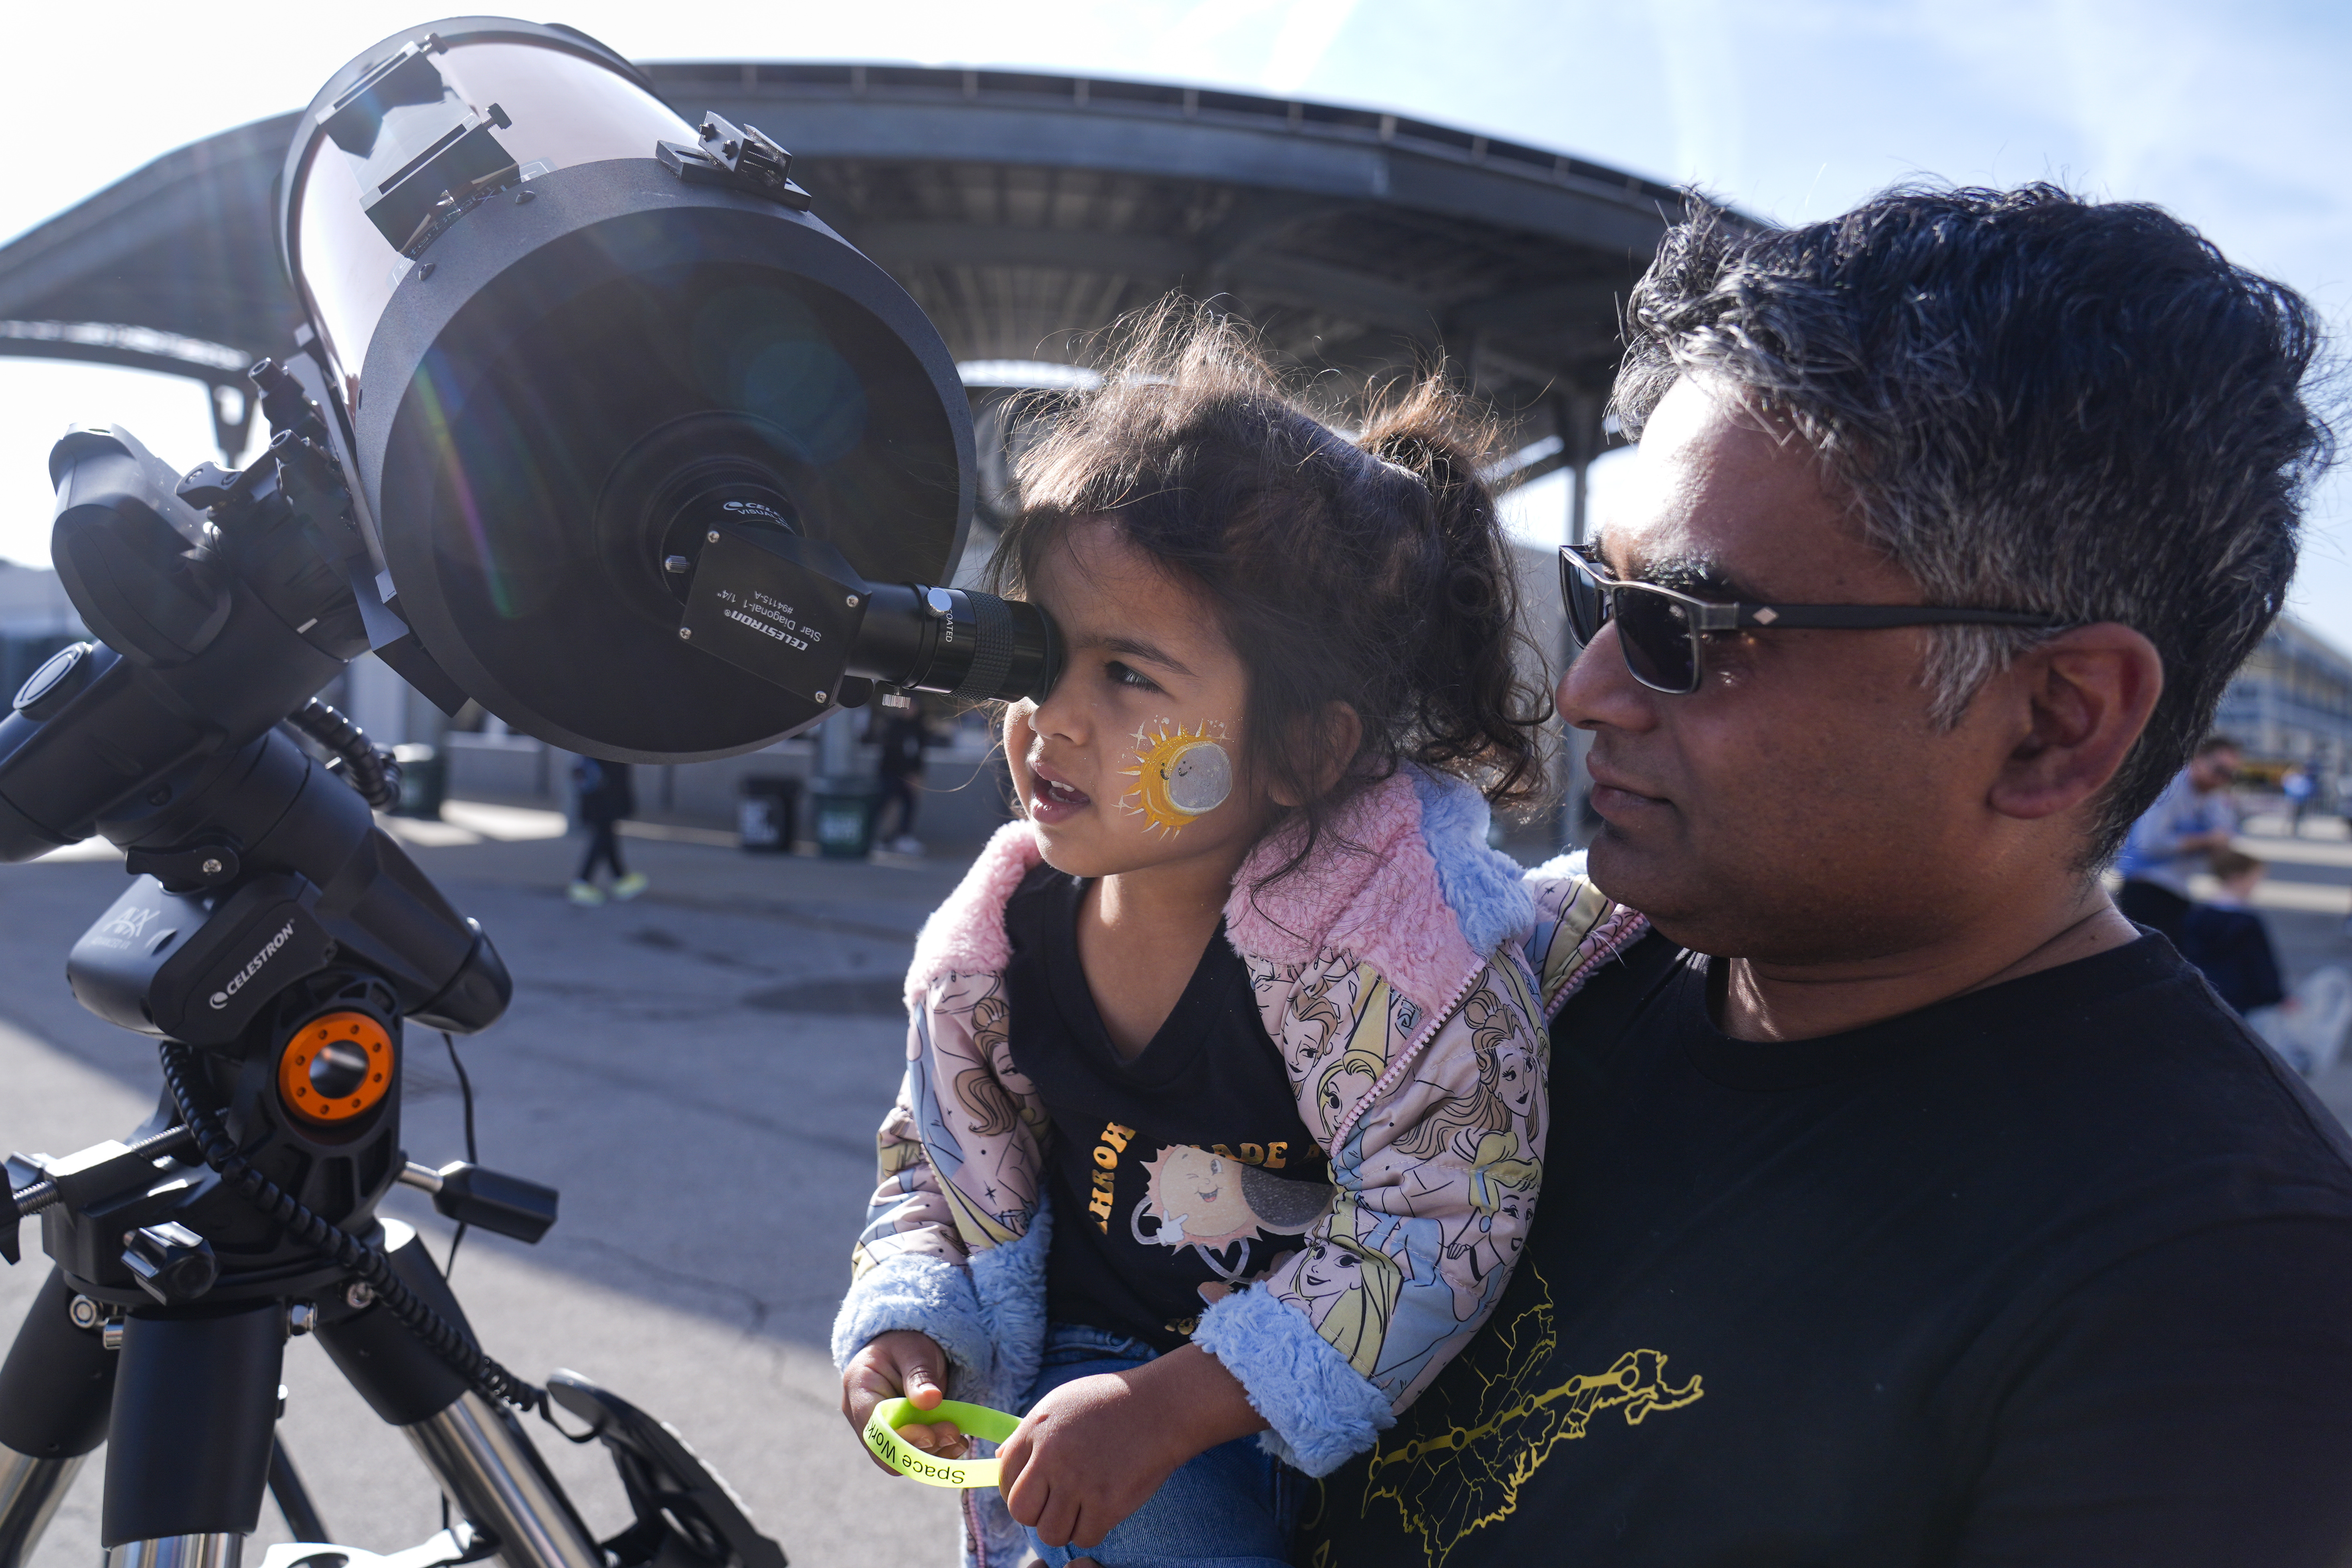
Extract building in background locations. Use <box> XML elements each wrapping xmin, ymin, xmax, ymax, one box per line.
<box><xmin>2214</xmin><ymin>615</ymin><xmax>2352</xmax><ymax>792</ymax></box>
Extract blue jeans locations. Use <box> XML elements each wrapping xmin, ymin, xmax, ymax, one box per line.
<box><xmin>1016</xmin><ymin>1323</ymin><xmax>1297</xmax><ymax>1568</ymax></box>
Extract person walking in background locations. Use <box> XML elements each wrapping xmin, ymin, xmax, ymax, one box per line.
<box><xmin>569</xmin><ymin>756</ymin><xmax>645</xmax><ymax>906</ymax></box>
<box><xmin>866</xmin><ymin>693</ymin><xmax>932</xmax><ymax>856</ymax></box>
<box><xmin>2283</xmin><ymin>764</ymin><xmax>2315</xmax><ymax>832</ymax></box>
<box><xmin>2177</xmin><ymin>850</ymin><xmax>2286</xmax><ymax>1015</ymax></box>
<box><xmin>2114</xmin><ymin>734</ymin><xmax>2241</xmax><ymax>942</ymax></box>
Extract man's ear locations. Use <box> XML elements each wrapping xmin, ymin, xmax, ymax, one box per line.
<box><xmin>1985</xmin><ymin>623</ymin><xmax>2164</xmax><ymax>823</ymax></box>
<box><xmin>1267</xmin><ymin>702</ymin><xmax>1363</xmax><ymax>808</ymax></box>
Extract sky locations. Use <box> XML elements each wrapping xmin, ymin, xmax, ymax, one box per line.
<box><xmin>0</xmin><ymin>0</ymin><xmax>2344</xmax><ymax>651</ymax></box>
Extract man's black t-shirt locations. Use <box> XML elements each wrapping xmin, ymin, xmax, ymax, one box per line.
<box><xmin>1301</xmin><ymin>932</ymin><xmax>2352</xmax><ymax>1566</ymax></box>
<box><xmin>1002</xmin><ymin>864</ymin><xmax>1330</xmax><ymax>1352</ymax></box>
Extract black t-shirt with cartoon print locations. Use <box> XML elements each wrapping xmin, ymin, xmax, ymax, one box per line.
<box><xmin>1002</xmin><ymin>863</ymin><xmax>1332</xmax><ymax>1353</ymax></box>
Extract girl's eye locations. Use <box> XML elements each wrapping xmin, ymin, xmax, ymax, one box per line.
<box><xmin>1104</xmin><ymin>660</ymin><xmax>1160</xmax><ymax>692</ymax></box>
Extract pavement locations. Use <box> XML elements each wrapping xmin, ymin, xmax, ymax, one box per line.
<box><xmin>2</xmin><ymin>805</ymin><xmax>2348</xmax><ymax>1568</ymax></box>
<box><xmin>2</xmin><ymin>825</ymin><xmax>970</xmax><ymax>1568</ymax></box>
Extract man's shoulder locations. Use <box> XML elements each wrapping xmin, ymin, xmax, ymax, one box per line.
<box><xmin>1545</xmin><ymin>929</ymin><xmax>1683</xmax><ymax>1042</ymax></box>
<box><xmin>2049</xmin><ymin>941</ymin><xmax>2350</xmax><ymax>1168</ymax></box>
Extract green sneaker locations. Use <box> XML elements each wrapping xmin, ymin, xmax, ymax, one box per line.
<box><xmin>612</xmin><ymin>872</ymin><xmax>649</xmax><ymax>902</ymax></box>
<box><xmin>567</xmin><ymin>880</ymin><xmax>605</xmax><ymax>906</ymax></box>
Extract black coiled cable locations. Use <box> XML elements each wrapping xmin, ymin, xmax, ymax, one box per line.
<box><xmin>286</xmin><ymin>699</ymin><xmax>403</xmax><ymax>811</ymax></box>
<box><xmin>157</xmin><ymin>1040</ymin><xmax>544</xmax><ymax>1414</ymax></box>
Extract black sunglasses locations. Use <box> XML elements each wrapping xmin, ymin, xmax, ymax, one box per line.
<box><xmin>1559</xmin><ymin>543</ymin><xmax>2066</xmax><ymax>696</ymax></box>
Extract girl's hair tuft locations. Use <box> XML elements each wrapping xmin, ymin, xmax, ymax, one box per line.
<box><xmin>991</xmin><ymin>298</ymin><xmax>1551</xmax><ymax>885</ymax></box>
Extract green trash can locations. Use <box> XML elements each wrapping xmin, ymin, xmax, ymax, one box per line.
<box><xmin>391</xmin><ymin>743</ymin><xmax>445</xmax><ymax>820</ymax></box>
<box><xmin>808</xmin><ymin>777</ymin><xmax>883</xmax><ymax>859</ymax></box>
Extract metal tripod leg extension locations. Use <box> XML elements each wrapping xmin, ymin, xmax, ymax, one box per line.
<box><xmin>103</xmin><ymin>1539</ymin><xmax>244</xmax><ymax>1568</ymax></box>
<box><xmin>317</xmin><ymin>1222</ymin><xmax>599</xmax><ymax>1568</ymax></box>
<box><xmin>99</xmin><ymin>1299</ymin><xmax>284</xmax><ymax>1568</ymax></box>
<box><xmin>0</xmin><ymin>1270</ymin><xmax>119</xmax><ymax>1568</ymax></box>
<box><xmin>404</xmin><ymin>1396</ymin><xmax>600</xmax><ymax>1568</ymax></box>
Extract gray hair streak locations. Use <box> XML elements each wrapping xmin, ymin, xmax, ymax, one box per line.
<box><xmin>1612</xmin><ymin>184</ymin><xmax>2332</xmax><ymax>864</ymax></box>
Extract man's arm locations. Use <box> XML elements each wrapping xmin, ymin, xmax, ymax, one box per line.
<box><xmin>1954</xmin><ymin>1213</ymin><xmax>2352</xmax><ymax>1566</ymax></box>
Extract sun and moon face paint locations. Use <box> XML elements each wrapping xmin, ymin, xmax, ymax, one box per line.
<box><xmin>1121</xmin><ymin>719</ymin><xmax>1235</xmax><ymax>836</ymax></box>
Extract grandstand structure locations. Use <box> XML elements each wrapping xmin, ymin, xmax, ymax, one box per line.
<box><xmin>0</xmin><ymin>61</ymin><xmax>1689</xmax><ymax>526</ymax></box>
<box><xmin>0</xmin><ymin>61</ymin><xmax>1690</xmax><ymax>837</ymax></box>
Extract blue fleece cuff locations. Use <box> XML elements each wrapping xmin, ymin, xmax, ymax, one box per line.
<box><xmin>831</xmin><ymin>1253</ymin><xmax>994</xmax><ymax>1403</ymax></box>
<box><xmin>1530</xmin><ymin>848</ymin><xmax>1590</xmax><ymax>881</ymax></box>
<box><xmin>1194</xmin><ymin>1285</ymin><xmax>1395</xmax><ymax>1477</ymax></box>
<box><xmin>968</xmin><ymin>1200</ymin><xmax>1053</xmax><ymax>1409</ymax></box>
<box><xmin>1411</xmin><ymin>768</ymin><xmax>1535</xmax><ymax>957</ymax></box>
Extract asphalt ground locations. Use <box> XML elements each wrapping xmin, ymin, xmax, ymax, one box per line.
<box><xmin>3</xmin><ymin>807</ymin><xmax>2348</xmax><ymax>1568</ymax></box>
<box><xmin>1</xmin><ymin>828</ymin><xmax>969</xmax><ymax>1568</ymax></box>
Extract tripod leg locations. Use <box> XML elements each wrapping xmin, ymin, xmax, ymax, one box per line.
<box><xmin>265</xmin><ymin>1441</ymin><xmax>329</xmax><ymax>1546</ymax></box>
<box><xmin>317</xmin><ymin>1225</ymin><xmax>599</xmax><ymax>1568</ymax></box>
<box><xmin>0</xmin><ymin>1269</ymin><xmax>117</xmax><ymax>1568</ymax></box>
<box><xmin>101</xmin><ymin>1301</ymin><xmax>283</xmax><ymax>1568</ymax></box>
<box><xmin>403</xmin><ymin>1395</ymin><xmax>602</xmax><ymax>1568</ymax></box>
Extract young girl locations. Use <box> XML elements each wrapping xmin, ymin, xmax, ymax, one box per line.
<box><xmin>834</xmin><ymin>302</ymin><xmax>1644</xmax><ymax>1567</ymax></box>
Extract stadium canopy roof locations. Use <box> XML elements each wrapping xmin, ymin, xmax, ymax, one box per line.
<box><xmin>0</xmin><ymin>62</ymin><xmax>1694</xmax><ymax>491</ymax></box>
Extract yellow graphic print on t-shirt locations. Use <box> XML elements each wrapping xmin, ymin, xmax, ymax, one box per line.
<box><xmin>1347</xmin><ymin>1267</ymin><xmax>1704</xmax><ymax>1567</ymax></box>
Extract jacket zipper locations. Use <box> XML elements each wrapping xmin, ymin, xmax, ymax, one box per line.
<box><xmin>1543</xmin><ymin>907</ymin><xmax>1652</xmax><ymax>1017</ymax></box>
<box><xmin>1329</xmin><ymin>957</ymin><xmax>1496</xmax><ymax>1152</ymax></box>
<box><xmin>1328</xmin><ymin>906</ymin><xmax>1650</xmax><ymax>1152</ymax></box>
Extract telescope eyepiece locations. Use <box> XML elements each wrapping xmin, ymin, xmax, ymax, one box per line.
<box><xmin>850</xmin><ymin>585</ymin><xmax>1061</xmax><ymax>706</ymax></box>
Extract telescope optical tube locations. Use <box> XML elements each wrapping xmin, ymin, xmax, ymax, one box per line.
<box><xmin>280</xmin><ymin>19</ymin><xmax>1053</xmax><ymax>761</ymax></box>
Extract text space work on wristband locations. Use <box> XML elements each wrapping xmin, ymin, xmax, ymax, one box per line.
<box><xmin>863</xmin><ymin>1397</ymin><xmax>1023</xmax><ymax>1488</ymax></box>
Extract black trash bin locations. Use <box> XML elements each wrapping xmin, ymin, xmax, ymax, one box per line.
<box><xmin>391</xmin><ymin>743</ymin><xmax>445</xmax><ymax>820</ymax></box>
<box><xmin>808</xmin><ymin>777</ymin><xmax>884</xmax><ymax>859</ymax></box>
<box><xmin>739</xmin><ymin>776</ymin><xmax>801</xmax><ymax>853</ymax></box>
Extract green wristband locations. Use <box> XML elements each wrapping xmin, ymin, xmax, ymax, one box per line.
<box><xmin>862</xmin><ymin>1397</ymin><xmax>1024</xmax><ymax>1489</ymax></box>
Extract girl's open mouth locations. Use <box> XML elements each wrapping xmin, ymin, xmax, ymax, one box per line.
<box><xmin>1030</xmin><ymin>773</ymin><xmax>1091</xmax><ymax>825</ymax></box>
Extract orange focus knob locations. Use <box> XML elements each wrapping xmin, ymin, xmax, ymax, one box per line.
<box><xmin>277</xmin><ymin>1011</ymin><xmax>395</xmax><ymax>1125</ymax></box>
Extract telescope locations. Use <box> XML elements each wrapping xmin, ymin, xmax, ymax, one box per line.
<box><xmin>0</xmin><ymin>18</ymin><xmax>1062</xmax><ymax>1568</ymax></box>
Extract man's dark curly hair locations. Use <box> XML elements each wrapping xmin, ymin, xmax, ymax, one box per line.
<box><xmin>1614</xmin><ymin>183</ymin><xmax>2333</xmax><ymax>864</ymax></box>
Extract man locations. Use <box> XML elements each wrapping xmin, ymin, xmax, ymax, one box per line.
<box><xmin>567</xmin><ymin>756</ymin><xmax>645</xmax><ymax>905</ymax></box>
<box><xmin>2113</xmin><ymin>734</ymin><xmax>2242</xmax><ymax>939</ymax></box>
<box><xmin>864</xmin><ymin>692</ymin><xmax>933</xmax><ymax>856</ymax></box>
<box><xmin>2284</xmin><ymin>762</ymin><xmax>2316</xmax><ymax>832</ymax></box>
<box><xmin>1299</xmin><ymin>186</ymin><xmax>2352</xmax><ymax>1565</ymax></box>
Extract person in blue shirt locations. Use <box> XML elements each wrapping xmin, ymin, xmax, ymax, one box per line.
<box><xmin>2114</xmin><ymin>734</ymin><xmax>2240</xmax><ymax>941</ymax></box>
<box><xmin>2284</xmin><ymin>765</ymin><xmax>2316</xmax><ymax>832</ymax></box>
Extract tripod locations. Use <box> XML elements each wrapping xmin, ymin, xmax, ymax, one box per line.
<box><xmin>0</xmin><ymin>363</ymin><xmax>785</xmax><ymax>1568</ymax></box>
<box><xmin>0</xmin><ymin>726</ymin><xmax>784</xmax><ymax>1568</ymax></box>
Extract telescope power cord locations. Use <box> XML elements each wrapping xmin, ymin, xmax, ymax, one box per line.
<box><xmin>286</xmin><ymin>699</ymin><xmax>402</xmax><ymax>811</ymax></box>
<box><xmin>156</xmin><ymin>1040</ymin><xmax>547</xmax><ymax>1415</ymax></box>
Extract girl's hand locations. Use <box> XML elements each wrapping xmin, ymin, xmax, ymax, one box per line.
<box><xmin>997</xmin><ymin>1345</ymin><xmax>1267</xmax><ymax>1550</ymax></box>
<box><xmin>840</xmin><ymin>1330</ymin><xmax>965</xmax><ymax>1473</ymax></box>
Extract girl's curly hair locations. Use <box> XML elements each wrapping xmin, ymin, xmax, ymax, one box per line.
<box><xmin>992</xmin><ymin>297</ymin><xmax>1550</xmax><ymax>884</ymax></box>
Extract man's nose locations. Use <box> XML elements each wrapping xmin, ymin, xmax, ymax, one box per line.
<box><xmin>1557</xmin><ymin>623</ymin><xmax>1657</xmax><ymax>732</ymax></box>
